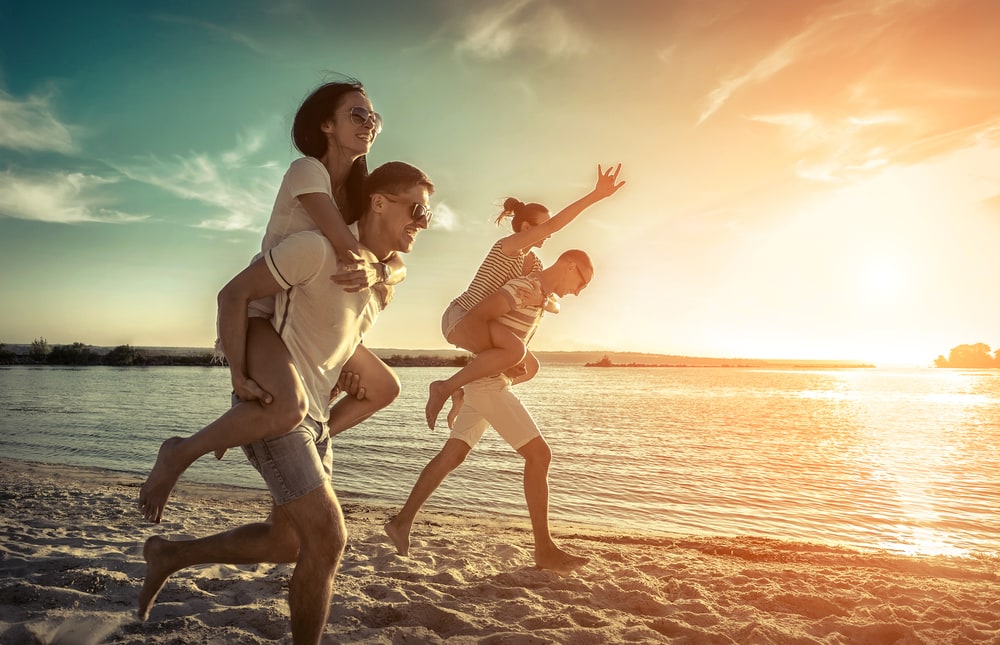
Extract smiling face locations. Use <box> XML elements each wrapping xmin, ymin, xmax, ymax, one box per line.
<box><xmin>323</xmin><ymin>90</ymin><xmax>380</xmax><ymax>157</ymax></box>
<box><xmin>372</xmin><ymin>184</ymin><xmax>431</xmax><ymax>255</ymax></box>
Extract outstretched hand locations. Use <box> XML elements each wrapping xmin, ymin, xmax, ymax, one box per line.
<box><xmin>592</xmin><ymin>163</ymin><xmax>625</xmax><ymax>200</ymax></box>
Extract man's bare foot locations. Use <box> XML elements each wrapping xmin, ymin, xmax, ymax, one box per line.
<box><xmin>425</xmin><ymin>381</ymin><xmax>450</xmax><ymax>430</ymax></box>
<box><xmin>137</xmin><ymin>536</ymin><xmax>178</xmax><ymax>620</ymax></box>
<box><xmin>383</xmin><ymin>518</ymin><xmax>411</xmax><ymax>556</ymax></box>
<box><xmin>138</xmin><ymin>437</ymin><xmax>186</xmax><ymax>523</ymax></box>
<box><xmin>445</xmin><ymin>389</ymin><xmax>465</xmax><ymax>430</ymax></box>
<box><xmin>535</xmin><ymin>546</ymin><xmax>589</xmax><ymax>573</ymax></box>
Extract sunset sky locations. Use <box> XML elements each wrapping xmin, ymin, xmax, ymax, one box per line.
<box><xmin>2</xmin><ymin>0</ymin><xmax>999</xmax><ymax>366</ymax></box>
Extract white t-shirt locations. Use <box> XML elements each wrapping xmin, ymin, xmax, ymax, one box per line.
<box><xmin>261</xmin><ymin>156</ymin><xmax>335</xmax><ymax>252</ymax></box>
<box><xmin>263</xmin><ymin>230</ymin><xmax>381</xmax><ymax>422</ymax></box>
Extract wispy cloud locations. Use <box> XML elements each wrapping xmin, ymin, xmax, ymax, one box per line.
<box><xmin>152</xmin><ymin>14</ymin><xmax>271</xmax><ymax>55</ymax></box>
<box><xmin>0</xmin><ymin>91</ymin><xmax>76</xmax><ymax>154</ymax></box>
<box><xmin>429</xmin><ymin>201</ymin><xmax>459</xmax><ymax>232</ymax></box>
<box><xmin>110</xmin><ymin>127</ymin><xmax>281</xmax><ymax>232</ymax></box>
<box><xmin>0</xmin><ymin>170</ymin><xmax>147</xmax><ymax>224</ymax></box>
<box><xmin>454</xmin><ymin>0</ymin><xmax>589</xmax><ymax>60</ymax></box>
<box><xmin>696</xmin><ymin>1</ymin><xmax>920</xmax><ymax>124</ymax></box>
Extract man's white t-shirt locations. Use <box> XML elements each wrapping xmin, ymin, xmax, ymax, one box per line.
<box><xmin>263</xmin><ymin>230</ymin><xmax>381</xmax><ymax>422</ymax></box>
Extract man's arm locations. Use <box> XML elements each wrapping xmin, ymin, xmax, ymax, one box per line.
<box><xmin>217</xmin><ymin>258</ymin><xmax>285</xmax><ymax>403</ymax></box>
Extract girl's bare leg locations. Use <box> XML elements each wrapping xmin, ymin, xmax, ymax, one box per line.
<box><xmin>138</xmin><ymin>318</ymin><xmax>308</xmax><ymax>523</ymax></box>
<box><xmin>327</xmin><ymin>344</ymin><xmax>400</xmax><ymax>436</ymax></box>
<box><xmin>425</xmin><ymin>320</ymin><xmax>526</xmax><ymax>429</ymax></box>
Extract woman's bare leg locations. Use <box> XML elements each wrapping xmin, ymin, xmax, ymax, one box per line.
<box><xmin>426</xmin><ymin>320</ymin><xmax>526</xmax><ymax>429</ymax></box>
<box><xmin>138</xmin><ymin>318</ymin><xmax>308</xmax><ymax>523</ymax></box>
<box><xmin>327</xmin><ymin>344</ymin><xmax>400</xmax><ymax>436</ymax></box>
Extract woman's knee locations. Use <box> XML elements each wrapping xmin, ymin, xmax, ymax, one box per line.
<box><xmin>261</xmin><ymin>386</ymin><xmax>308</xmax><ymax>438</ymax></box>
<box><xmin>245</xmin><ymin>319</ymin><xmax>309</xmax><ymax>436</ymax></box>
<box><xmin>366</xmin><ymin>367</ymin><xmax>400</xmax><ymax>408</ymax></box>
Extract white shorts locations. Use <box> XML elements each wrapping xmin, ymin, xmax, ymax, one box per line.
<box><xmin>449</xmin><ymin>375</ymin><xmax>541</xmax><ymax>450</ymax></box>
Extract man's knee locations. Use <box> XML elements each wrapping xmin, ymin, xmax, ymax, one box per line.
<box><xmin>287</xmin><ymin>491</ymin><xmax>347</xmax><ymax>569</ymax></box>
<box><xmin>269</xmin><ymin>514</ymin><xmax>302</xmax><ymax>562</ymax></box>
<box><xmin>436</xmin><ymin>440</ymin><xmax>471</xmax><ymax>471</ymax></box>
<box><xmin>300</xmin><ymin>519</ymin><xmax>346</xmax><ymax>569</ymax></box>
<box><xmin>519</xmin><ymin>437</ymin><xmax>551</xmax><ymax>467</ymax></box>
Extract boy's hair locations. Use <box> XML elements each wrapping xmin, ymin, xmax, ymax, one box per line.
<box><xmin>557</xmin><ymin>249</ymin><xmax>593</xmax><ymax>276</ymax></box>
<box><xmin>365</xmin><ymin>162</ymin><xmax>434</xmax><ymax>203</ymax></box>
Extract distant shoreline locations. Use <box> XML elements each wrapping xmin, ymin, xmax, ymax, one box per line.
<box><xmin>2</xmin><ymin>343</ymin><xmax>887</xmax><ymax>369</ymax></box>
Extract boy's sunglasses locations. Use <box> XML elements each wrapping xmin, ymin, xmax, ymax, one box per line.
<box><xmin>346</xmin><ymin>106</ymin><xmax>383</xmax><ymax>134</ymax></box>
<box><xmin>383</xmin><ymin>195</ymin><xmax>432</xmax><ymax>224</ymax></box>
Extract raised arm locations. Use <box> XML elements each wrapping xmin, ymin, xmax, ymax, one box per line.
<box><xmin>501</xmin><ymin>163</ymin><xmax>625</xmax><ymax>255</ymax></box>
<box><xmin>217</xmin><ymin>259</ymin><xmax>285</xmax><ymax>403</ymax></box>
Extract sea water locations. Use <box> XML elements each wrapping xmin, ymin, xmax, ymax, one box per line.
<box><xmin>0</xmin><ymin>364</ymin><xmax>997</xmax><ymax>557</ymax></box>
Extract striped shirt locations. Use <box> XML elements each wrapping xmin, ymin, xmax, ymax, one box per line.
<box><xmin>495</xmin><ymin>275</ymin><xmax>546</xmax><ymax>341</ymax></box>
<box><xmin>452</xmin><ymin>240</ymin><xmax>544</xmax><ymax>312</ymax></box>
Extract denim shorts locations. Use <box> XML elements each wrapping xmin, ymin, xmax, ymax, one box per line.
<box><xmin>235</xmin><ymin>394</ymin><xmax>333</xmax><ymax>505</ymax></box>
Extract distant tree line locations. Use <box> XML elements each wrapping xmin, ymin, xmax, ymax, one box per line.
<box><xmin>1</xmin><ymin>338</ymin><xmax>469</xmax><ymax>368</ymax></box>
<box><xmin>1</xmin><ymin>338</ymin><xmax>215</xmax><ymax>366</ymax></box>
<box><xmin>934</xmin><ymin>343</ymin><xmax>1000</xmax><ymax>368</ymax></box>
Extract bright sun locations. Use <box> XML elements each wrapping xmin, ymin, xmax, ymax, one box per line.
<box><xmin>863</xmin><ymin>260</ymin><xmax>901</xmax><ymax>296</ymax></box>
<box><xmin>858</xmin><ymin>258</ymin><xmax>905</xmax><ymax>301</ymax></box>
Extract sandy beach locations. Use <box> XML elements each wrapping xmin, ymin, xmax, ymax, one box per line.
<box><xmin>1</xmin><ymin>458</ymin><xmax>997</xmax><ymax>644</ymax></box>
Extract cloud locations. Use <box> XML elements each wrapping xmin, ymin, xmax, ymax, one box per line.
<box><xmin>0</xmin><ymin>170</ymin><xmax>147</xmax><ymax>224</ymax></box>
<box><xmin>429</xmin><ymin>201</ymin><xmax>459</xmax><ymax>232</ymax></box>
<box><xmin>152</xmin><ymin>14</ymin><xmax>271</xmax><ymax>55</ymax></box>
<box><xmin>696</xmin><ymin>0</ymin><xmax>929</xmax><ymax>124</ymax></box>
<box><xmin>110</xmin><ymin>127</ymin><xmax>281</xmax><ymax>232</ymax></box>
<box><xmin>454</xmin><ymin>0</ymin><xmax>589</xmax><ymax>60</ymax></box>
<box><xmin>0</xmin><ymin>91</ymin><xmax>76</xmax><ymax>154</ymax></box>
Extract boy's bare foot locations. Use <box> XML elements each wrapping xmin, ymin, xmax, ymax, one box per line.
<box><xmin>137</xmin><ymin>536</ymin><xmax>177</xmax><ymax>620</ymax></box>
<box><xmin>446</xmin><ymin>389</ymin><xmax>465</xmax><ymax>430</ymax></box>
<box><xmin>383</xmin><ymin>518</ymin><xmax>411</xmax><ymax>556</ymax></box>
<box><xmin>535</xmin><ymin>546</ymin><xmax>589</xmax><ymax>573</ymax></box>
<box><xmin>138</xmin><ymin>437</ymin><xmax>185</xmax><ymax>523</ymax></box>
<box><xmin>425</xmin><ymin>381</ymin><xmax>450</xmax><ymax>429</ymax></box>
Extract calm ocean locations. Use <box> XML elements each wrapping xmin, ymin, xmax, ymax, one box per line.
<box><xmin>1</xmin><ymin>364</ymin><xmax>997</xmax><ymax>558</ymax></box>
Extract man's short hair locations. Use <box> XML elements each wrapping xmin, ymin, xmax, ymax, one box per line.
<box><xmin>365</xmin><ymin>162</ymin><xmax>434</xmax><ymax>202</ymax></box>
<box><xmin>557</xmin><ymin>249</ymin><xmax>593</xmax><ymax>276</ymax></box>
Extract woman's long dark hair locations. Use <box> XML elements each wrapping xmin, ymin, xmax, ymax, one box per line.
<box><xmin>291</xmin><ymin>79</ymin><xmax>369</xmax><ymax>224</ymax></box>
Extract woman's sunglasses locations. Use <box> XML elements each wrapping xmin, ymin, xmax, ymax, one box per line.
<box><xmin>383</xmin><ymin>195</ymin><xmax>433</xmax><ymax>224</ymax></box>
<box><xmin>346</xmin><ymin>106</ymin><xmax>383</xmax><ymax>134</ymax></box>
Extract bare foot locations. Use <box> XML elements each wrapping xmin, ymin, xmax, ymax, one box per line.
<box><xmin>425</xmin><ymin>381</ymin><xmax>450</xmax><ymax>430</ymax></box>
<box><xmin>138</xmin><ymin>437</ymin><xmax>186</xmax><ymax>523</ymax></box>
<box><xmin>445</xmin><ymin>389</ymin><xmax>465</xmax><ymax>430</ymax></box>
<box><xmin>137</xmin><ymin>536</ymin><xmax>177</xmax><ymax>620</ymax></box>
<box><xmin>383</xmin><ymin>518</ymin><xmax>411</xmax><ymax>556</ymax></box>
<box><xmin>535</xmin><ymin>546</ymin><xmax>589</xmax><ymax>573</ymax></box>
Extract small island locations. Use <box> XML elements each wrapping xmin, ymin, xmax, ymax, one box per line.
<box><xmin>584</xmin><ymin>354</ymin><xmax>874</xmax><ymax>369</ymax></box>
<box><xmin>933</xmin><ymin>343</ymin><xmax>1000</xmax><ymax>368</ymax></box>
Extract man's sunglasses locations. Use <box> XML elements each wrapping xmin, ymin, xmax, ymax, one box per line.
<box><xmin>346</xmin><ymin>106</ymin><xmax>383</xmax><ymax>134</ymax></box>
<box><xmin>383</xmin><ymin>195</ymin><xmax>432</xmax><ymax>224</ymax></box>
